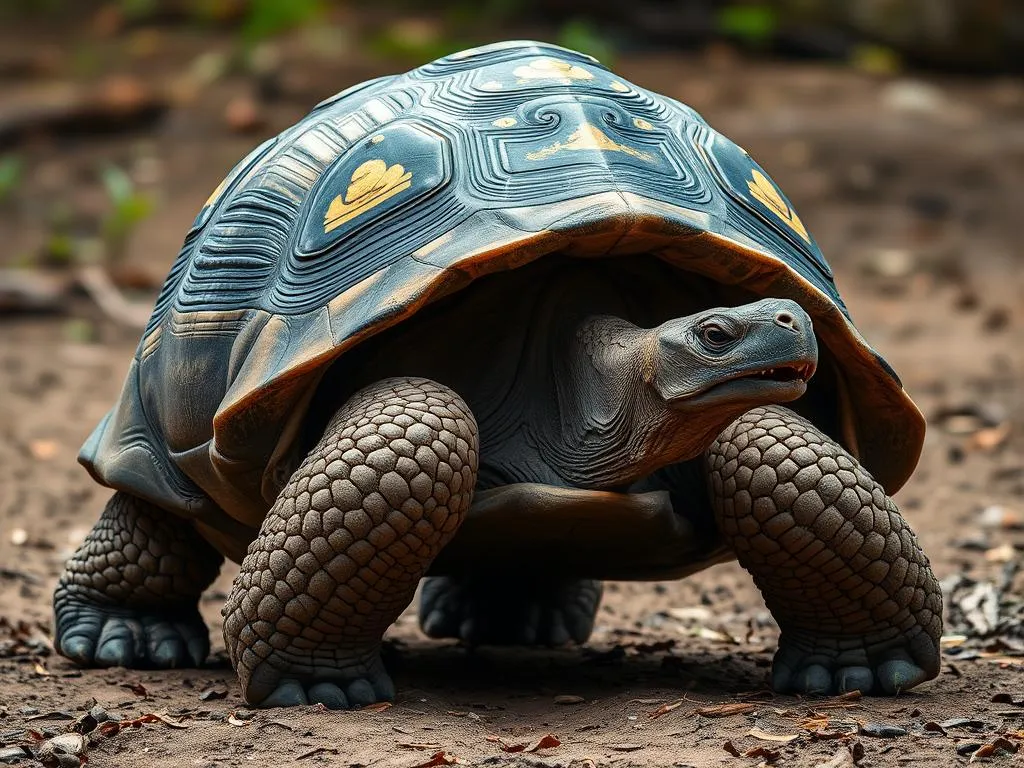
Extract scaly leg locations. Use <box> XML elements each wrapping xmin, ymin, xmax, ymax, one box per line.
<box><xmin>222</xmin><ymin>377</ymin><xmax>478</xmax><ymax>708</ymax></box>
<box><xmin>53</xmin><ymin>492</ymin><xmax>223</xmax><ymax>668</ymax></box>
<box><xmin>707</xmin><ymin>405</ymin><xmax>941</xmax><ymax>695</ymax></box>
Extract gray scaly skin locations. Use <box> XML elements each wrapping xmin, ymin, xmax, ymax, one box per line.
<box><xmin>53</xmin><ymin>297</ymin><xmax>941</xmax><ymax>706</ymax></box>
<box><xmin>221</xmin><ymin>377</ymin><xmax>478</xmax><ymax>708</ymax></box>
<box><xmin>708</xmin><ymin>406</ymin><xmax>941</xmax><ymax>694</ymax></box>
<box><xmin>53</xmin><ymin>493</ymin><xmax>222</xmax><ymax>668</ymax></box>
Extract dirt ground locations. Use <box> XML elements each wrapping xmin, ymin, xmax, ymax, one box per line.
<box><xmin>2</xmin><ymin>15</ymin><xmax>1024</xmax><ymax>768</ymax></box>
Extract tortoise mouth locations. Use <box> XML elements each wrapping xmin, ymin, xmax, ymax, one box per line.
<box><xmin>738</xmin><ymin>362</ymin><xmax>816</xmax><ymax>384</ymax></box>
<box><xmin>680</xmin><ymin>359</ymin><xmax>817</xmax><ymax>405</ymax></box>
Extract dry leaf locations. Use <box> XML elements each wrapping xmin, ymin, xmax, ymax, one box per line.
<box><xmin>747</xmin><ymin>726</ymin><xmax>799</xmax><ymax>744</ymax></box>
<box><xmin>700</xmin><ymin>626</ymin><xmax>738</xmax><ymax>643</ymax></box>
<box><xmin>800</xmin><ymin>716</ymin><xmax>831</xmax><ymax>730</ymax></box>
<box><xmin>742</xmin><ymin>745</ymin><xmax>782</xmax><ymax>762</ymax></box>
<box><xmin>398</xmin><ymin>743</ymin><xmax>443</xmax><ymax>751</ymax></box>
<box><xmin>121</xmin><ymin>682</ymin><xmax>148</xmax><ymax>697</ymax></box>
<box><xmin>28</xmin><ymin>440</ymin><xmax>59</xmax><ymax>460</ymax></box>
<box><xmin>649</xmin><ymin>699</ymin><xmax>685</xmax><ymax>719</ymax></box>
<box><xmin>696</xmin><ymin>702</ymin><xmax>755</xmax><ymax>717</ymax></box>
<box><xmin>298</xmin><ymin>747</ymin><xmax>340</xmax><ymax>759</ymax></box>
<box><xmin>199</xmin><ymin>687</ymin><xmax>227</xmax><ymax>701</ymax></box>
<box><xmin>489</xmin><ymin>734</ymin><xmax>560</xmax><ymax>753</ymax></box>
<box><xmin>723</xmin><ymin>740</ymin><xmax>741</xmax><ymax>756</ymax></box>
<box><xmin>98</xmin><ymin>721</ymin><xmax>121</xmax><ymax>737</ymax></box>
<box><xmin>985</xmin><ymin>543</ymin><xmax>1017</xmax><ymax>563</ymax></box>
<box><xmin>969</xmin><ymin>424</ymin><xmax>1011</xmax><ymax>451</ymax></box>
<box><xmin>362</xmin><ymin>701</ymin><xmax>393</xmax><ymax>712</ymax></box>
<box><xmin>228</xmin><ymin>713</ymin><xmax>250</xmax><ymax>726</ymax></box>
<box><xmin>815</xmin><ymin>691</ymin><xmax>862</xmax><ymax>708</ymax></box>
<box><xmin>524</xmin><ymin>735</ymin><xmax>560</xmax><ymax>753</ymax></box>
<box><xmin>970</xmin><ymin>737</ymin><xmax>1018</xmax><ymax>762</ymax></box>
<box><xmin>100</xmin><ymin>712</ymin><xmax>189</xmax><ymax>734</ymax></box>
<box><xmin>411</xmin><ymin>751</ymin><xmax>459</xmax><ymax>767</ymax></box>
<box><xmin>815</xmin><ymin>746</ymin><xmax>858</xmax><ymax>768</ymax></box>
<box><xmin>257</xmin><ymin>721</ymin><xmax>293</xmax><ymax>732</ymax></box>
<box><xmin>146</xmin><ymin>712</ymin><xmax>189</xmax><ymax>729</ymax></box>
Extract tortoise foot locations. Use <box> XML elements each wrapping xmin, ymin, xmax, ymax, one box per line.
<box><xmin>54</xmin><ymin>596</ymin><xmax>208</xmax><ymax>669</ymax></box>
<box><xmin>419</xmin><ymin>576</ymin><xmax>601</xmax><ymax>646</ymax></box>
<box><xmin>245</xmin><ymin>651</ymin><xmax>395</xmax><ymax>709</ymax></box>
<box><xmin>771</xmin><ymin>628</ymin><xmax>938</xmax><ymax>695</ymax></box>
<box><xmin>53</xmin><ymin>491</ymin><xmax>221</xmax><ymax>670</ymax></box>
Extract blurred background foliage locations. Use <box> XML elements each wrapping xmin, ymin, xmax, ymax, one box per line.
<box><xmin>0</xmin><ymin>0</ymin><xmax>1021</xmax><ymax>325</ymax></box>
<box><xmin>1</xmin><ymin>0</ymin><xmax>1022</xmax><ymax>74</ymax></box>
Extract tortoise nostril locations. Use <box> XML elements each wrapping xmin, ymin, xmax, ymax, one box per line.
<box><xmin>774</xmin><ymin>311</ymin><xmax>797</xmax><ymax>329</ymax></box>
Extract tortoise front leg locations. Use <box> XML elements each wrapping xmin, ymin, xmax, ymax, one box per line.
<box><xmin>706</xmin><ymin>405</ymin><xmax>942</xmax><ymax>695</ymax></box>
<box><xmin>222</xmin><ymin>377</ymin><xmax>477</xmax><ymax>709</ymax></box>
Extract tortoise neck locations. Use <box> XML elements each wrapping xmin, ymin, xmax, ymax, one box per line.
<box><xmin>536</xmin><ymin>314</ymin><xmax>705</xmax><ymax>490</ymax></box>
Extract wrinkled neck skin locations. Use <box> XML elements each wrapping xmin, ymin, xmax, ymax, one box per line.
<box><xmin>531</xmin><ymin>315</ymin><xmax>740</xmax><ymax>491</ymax></box>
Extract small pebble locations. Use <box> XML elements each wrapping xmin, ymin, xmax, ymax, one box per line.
<box><xmin>859</xmin><ymin>723</ymin><xmax>907</xmax><ymax>738</ymax></box>
<box><xmin>0</xmin><ymin>747</ymin><xmax>30</xmax><ymax>766</ymax></box>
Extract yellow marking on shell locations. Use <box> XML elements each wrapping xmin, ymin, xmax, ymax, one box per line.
<box><xmin>609</xmin><ymin>81</ymin><xmax>629</xmax><ymax>92</ymax></box>
<box><xmin>370</xmin><ymin>134</ymin><xmax>385</xmax><ymax>144</ymax></box>
<box><xmin>633</xmin><ymin>118</ymin><xmax>654</xmax><ymax>131</ymax></box>
<box><xmin>450</xmin><ymin>47</ymin><xmax>479</xmax><ymax>60</ymax></box>
<box><xmin>526</xmin><ymin>123</ymin><xmax>655</xmax><ymax>163</ymax></box>
<box><xmin>204</xmin><ymin>179</ymin><xmax>226</xmax><ymax>207</ymax></box>
<box><xmin>492</xmin><ymin>117</ymin><xmax>517</xmax><ymax>128</ymax></box>
<box><xmin>514</xmin><ymin>57</ymin><xmax>593</xmax><ymax>83</ymax></box>
<box><xmin>479</xmin><ymin>80</ymin><xmax>503</xmax><ymax>91</ymax></box>
<box><xmin>324</xmin><ymin>159</ymin><xmax>412</xmax><ymax>233</ymax></box>
<box><xmin>747</xmin><ymin>169</ymin><xmax>810</xmax><ymax>243</ymax></box>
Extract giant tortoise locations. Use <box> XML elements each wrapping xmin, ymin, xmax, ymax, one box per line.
<box><xmin>53</xmin><ymin>40</ymin><xmax>941</xmax><ymax>708</ymax></box>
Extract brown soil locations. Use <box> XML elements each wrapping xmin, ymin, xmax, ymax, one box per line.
<box><xmin>2</xmin><ymin>17</ymin><xmax>1024</xmax><ymax>768</ymax></box>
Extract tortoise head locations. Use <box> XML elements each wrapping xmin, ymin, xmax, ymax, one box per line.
<box><xmin>650</xmin><ymin>297</ymin><xmax>818</xmax><ymax>411</ymax></box>
<box><xmin>556</xmin><ymin>297</ymin><xmax>818</xmax><ymax>489</ymax></box>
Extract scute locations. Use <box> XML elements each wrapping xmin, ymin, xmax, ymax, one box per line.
<box><xmin>79</xmin><ymin>40</ymin><xmax>925</xmax><ymax>542</ymax></box>
<box><xmin>296</xmin><ymin>122</ymin><xmax>453</xmax><ymax>279</ymax></box>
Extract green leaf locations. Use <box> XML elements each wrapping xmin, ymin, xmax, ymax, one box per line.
<box><xmin>717</xmin><ymin>5</ymin><xmax>778</xmax><ymax>45</ymax></box>
<box><xmin>100</xmin><ymin>164</ymin><xmax>134</xmax><ymax>206</ymax></box>
<box><xmin>0</xmin><ymin>155</ymin><xmax>23</xmax><ymax>202</ymax></box>
<box><xmin>557</xmin><ymin>18</ymin><xmax>615</xmax><ymax>65</ymax></box>
<box><xmin>242</xmin><ymin>0</ymin><xmax>323</xmax><ymax>45</ymax></box>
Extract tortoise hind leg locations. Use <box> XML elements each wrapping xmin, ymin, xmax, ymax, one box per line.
<box><xmin>419</xmin><ymin>576</ymin><xmax>601</xmax><ymax>646</ymax></box>
<box><xmin>707</xmin><ymin>405</ymin><xmax>942</xmax><ymax>695</ymax></box>
<box><xmin>222</xmin><ymin>377</ymin><xmax>477</xmax><ymax>709</ymax></box>
<box><xmin>53</xmin><ymin>492</ymin><xmax>223</xmax><ymax>668</ymax></box>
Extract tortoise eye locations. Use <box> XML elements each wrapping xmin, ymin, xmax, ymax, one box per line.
<box><xmin>701</xmin><ymin>324</ymin><xmax>734</xmax><ymax>347</ymax></box>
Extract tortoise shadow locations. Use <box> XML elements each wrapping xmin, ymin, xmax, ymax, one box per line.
<box><xmin>379</xmin><ymin>638</ymin><xmax>771</xmax><ymax>703</ymax></box>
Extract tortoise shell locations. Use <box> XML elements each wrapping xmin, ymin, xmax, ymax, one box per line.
<box><xmin>80</xmin><ymin>41</ymin><xmax>924</xmax><ymax>552</ymax></box>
